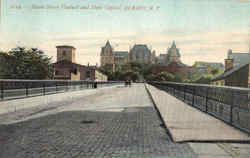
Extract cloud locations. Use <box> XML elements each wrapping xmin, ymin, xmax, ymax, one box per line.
<box><xmin>1</xmin><ymin>28</ymin><xmax>249</xmax><ymax>66</ymax></box>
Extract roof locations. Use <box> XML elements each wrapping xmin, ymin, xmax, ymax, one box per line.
<box><xmin>105</xmin><ymin>40</ymin><xmax>112</xmax><ymax>48</ymax></box>
<box><xmin>167</xmin><ymin>41</ymin><xmax>180</xmax><ymax>57</ymax></box>
<box><xmin>194</xmin><ymin>61</ymin><xmax>224</xmax><ymax>68</ymax></box>
<box><xmin>212</xmin><ymin>63</ymin><xmax>249</xmax><ymax>81</ymax></box>
<box><xmin>228</xmin><ymin>52</ymin><xmax>250</xmax><ymax>67</ymax></box>
<box><xmin>113</xmin><ymin>51</ymin><xmax>129</xmax><ymax>58</ymax></box>
<box><xmin>131</xmin><ymin>44</ymin><xmax>151</xmax><ymax>52</ymax></box>
<box><xmin>56</xmin><ymin>45</ymin><xmax>76</xmax><ymax>49</ymax></box>
<box><xmin>100</xmin><ymin>40</ymin><xmax>113</xmax><ymax>56</ymax></box>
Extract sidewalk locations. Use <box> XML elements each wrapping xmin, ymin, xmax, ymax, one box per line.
<box><xmin>146</xmin><ymin>84</ymin><xmax>250</xmax><ymax>143</ymax></box>
<box><xmin>0</xmin><ymin>85</ymin><xmax>118</xmax><ymax>117</ymax></box>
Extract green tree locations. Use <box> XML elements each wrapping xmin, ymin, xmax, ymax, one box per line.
<box><xmin>0</xmin><ymin>47</ymin><xmax>54</xmax><ymax>79</ymax></box>
<box><xmin>194</xmin><ymin>76</ymin><xmax>212</xmax><ymax>84</ymax></box>
<box><xmin>211</xmin><ymin>68</ymin><xmax>219</xmax><ymax>75</ymax></box>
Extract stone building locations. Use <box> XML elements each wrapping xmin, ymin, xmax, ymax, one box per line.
<box><xmin>156</xmin><ymin>41</ymin><xmax>181</xmax><ymax>65</ymax></box>
<box><xmin>100</xmin><ymin>40</ymin><xmax>129</xmax><ymax>68</ymax></box>
<box><xmin>211</xmin><ymin>48</ymin><xmax>250</xmax><ymax>87</ymax></box>
<box><xmin>53</xmin><ymin>45</ymin><xmax>107</xmax><ymax>81</ymax></box>
<box><xmin>129</xmin><ymin>44</ymin><xmax>155</xmax><ymax>63</ymax></box>
<box><xmin>100</xmin><ymin>41</ymin><xmax>156</xmax><ymax>71</ymax></box>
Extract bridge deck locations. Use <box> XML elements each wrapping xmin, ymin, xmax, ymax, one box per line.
<box><xmin>0</xmin><ymin>84</ymin><xmax>197</xmax><ymax>158</ymax></box>
<box><xmin>1</xmin><ymin>84</ymin><xmax>250</xmax><ymax>158</ymax></box>
<box><xmin>146</xmin><ymin>84</ymin><xmax>250</xmax><ymax>143</ymax></box>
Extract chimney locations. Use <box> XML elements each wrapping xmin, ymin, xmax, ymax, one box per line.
<box><xmin>228</xmin><ymin>49</ymin><xmax>233</xmax><ymax>58</ymax></box>
<box><xmin>225</xmin><ymin>58</ymin><xmax>233</xmax><ymax>72</ymax></box>
<box><xmin>249</xmin><ymin>42</ymin><xmax>250</xmax><ymax>53</ymax></box>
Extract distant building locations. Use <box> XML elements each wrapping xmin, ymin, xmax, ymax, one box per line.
<box><xmin>191</xmin><ymin>61</ymin><xmax>224</xmax><ymax>77</ymax></box>
<box><xmin>129</xmin><ymin>44</ymin><xmax>155</xmax><ymax>63</ymax></box>
<box><xmin>56</xmin><ymin>45</ymin><xmax>76</xmax><ymax>63</ymax></box>
<box><xmin>227</xmin><ymin>49</ymin><xmax>250</xmax><ymax>67</ymax></box>
<box><xmin>152</xmin><ymin>62</ymin><xmax>189</xmax><ymax>79</ymax></box>
<box><xmin>156</xmin><ymin>54</ymin><xmax>168</xmax><ymax>65</ymax></box>
<box><xmin>54</xmin><ymin>45</ymin><xmax>107</xmax><ymax>81</ymax></box>
<box><xmin>152</xmin><ymin>41</ymin><xmax>189</xmax><ymax>79</ymax></box>
<box><xmin>211</xmin><ymin>48</ymin><xmax>250</xmax><ymax>88</ymax></box>
<box><xmin>100</xmin><ymin>40</ymin><xmax>129</xmax><ymax>68</ymax></box>
<box><xmin>156</xmin><ymin>41</ymin><xmax>181</xmax><ymax>65</ymax></box>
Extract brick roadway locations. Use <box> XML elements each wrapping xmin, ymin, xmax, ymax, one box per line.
<box><xmin>0</xmin><ymin>84</ymin><xmax>197</xmax><ymax>158</ymax></box>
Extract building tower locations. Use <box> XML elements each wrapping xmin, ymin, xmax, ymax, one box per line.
<box><xmin>100</xmin><ymin>40</ymin><xmax>114</xmax><ymax>67</ymax></box>
<box><xmin>56</xmin><ymin>45</ymin><xmax>76</xmax><ymax>63</ymax></box>
<box><xmin>167</xmin><ymin>41</ymin><xmax>181</xmax><ymax>63</ymax></box>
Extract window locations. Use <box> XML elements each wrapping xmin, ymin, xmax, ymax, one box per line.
<box><xmin>62</xmin><ymin>51</ymin><xmax>66</xmax><ymax>56</ymax></box>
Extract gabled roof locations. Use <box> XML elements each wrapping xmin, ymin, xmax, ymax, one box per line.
<box><xmin>171</xmin><ymin>41</ymin><xmax>176</xmax><ymax>49</ymax></box>
<box><xmin>100</xmin><ymin>40</ymin><xmax>113</xmax><ymax>56</ymax></box>
<box><xmin>167</xmin><ymin>41</ymin><xmax>180</xmax><ymax>57</ymax></box>
<box><xmin>105</xmin><ymin>40</ymin><xmax>111</xmax><ymax>47</ymax></box>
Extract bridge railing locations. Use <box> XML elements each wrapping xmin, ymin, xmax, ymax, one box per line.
<box><xmin>0</xmin><ymin>80</ymin><xmax>123</xmax><ymax>101</ymax></box>
<box><xmin>148</xmin><ymin>81</ymin><xmax>250</xmax><ymax>134</ymax></box>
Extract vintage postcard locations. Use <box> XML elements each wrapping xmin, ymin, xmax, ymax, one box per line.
<box><xmin>0</xmin><ymin>0</ymin><xmax>250</xmax><ymax>158</ymax></box>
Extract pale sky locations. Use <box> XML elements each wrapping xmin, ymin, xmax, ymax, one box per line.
<box><xmin>0</xmin><ymin>0</ymin><xmax>250</xmax><ymax>66</ymax></box>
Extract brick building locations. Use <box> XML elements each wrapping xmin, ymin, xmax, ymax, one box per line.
<box><xmin>53</xmin><ymin>45</ymin><xmax>107</xmax><ymax>81</ymax></box>
<box><xmin>211</xmin><ymin>48</ymin><xmax>250</xmax><ymax>87</ymax></box>
<box><xmin>152</xmin><ymin>41</ymin><xmax>189</xmax><ymax>79</ymax></box>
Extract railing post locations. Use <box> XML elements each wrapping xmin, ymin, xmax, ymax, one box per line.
<box><xmin>56</xmin><ymin>82</ymin><xmax>58</xmax><ymax>93</ymax></box>
<box><xmin>230</xmin><ymin>90</ymin><xmax>234</xmax><ymax>124</ymax></box>
<box><xmin>192</xmin><ymin>86</ymin><xmax>195</xmax><ymax>106</ymax></box>
<box><xmin>43</xmin><ymin>83</ymin><xmax>46</xmax><ymax>95</ymax></box>
<box><xmin>205</xmin><ymin>87</ymin><xmax>209</xmax><ymax>112</ymax></box>
<box><xmin>67</xmin><ymin>81</ymin><xmax>69</xmax><ymax>91</ymax></box>
<box><xmin>1</xmin><ymin>81</ymin><xmax>4</xmax><ymax>100</ymax></box>
<box><xmin>183</xmin><ymin>85</ymin><xmax>186</xmax><ymax>101</ymax></box>
<box><xmin>26</xmin><ymin>82</ymin><xmax>29</xmax><ymax>97</ymax></box>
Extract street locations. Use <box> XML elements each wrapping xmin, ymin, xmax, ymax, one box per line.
<box><xmin>0</xmin><ymin>84</ymin><xmax>197</xmax><ymax>158</ymax></box>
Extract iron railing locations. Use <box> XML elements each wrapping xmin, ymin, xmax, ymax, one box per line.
<box><xmin>149</xmin><ymin>81</ymin><xmax>250</xmax><ymax>135</ymax></box>
<box><xmin>0</xmin><ymin>80</ymin><xmax>123</xmax><ymax>101</ymax></box>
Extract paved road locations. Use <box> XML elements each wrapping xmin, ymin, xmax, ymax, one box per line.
<box><xmin>0</xmin><ymin>84</ymin><xmax>197</xmax><ymax>158</ymax></box>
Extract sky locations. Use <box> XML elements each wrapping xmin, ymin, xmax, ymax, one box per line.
<box><xmin>0</xmin><ymin>0</ymin><xmax>250</xmax><ymax>66</ymax></box>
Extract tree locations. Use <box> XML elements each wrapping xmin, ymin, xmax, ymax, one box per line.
<box><xmin>194</xmin><ymin>76</ymin><xmax>212</xmax><ymax>84</ymax></box>
<box><xmin>211</xmin><ymin>68</ymin><xmax>219</xmax><ymax>75</ymax></box>
<box><xmin>172</xmin><ymin>72</ymin><xmax>183</xmax><ymax>82</ymax></box>
<box><xmin>0</xmin><ymin>47</ymin><xmax>54</xmax><ymax>79</ymax></box>
<box><xmin>157</xmin><ymin>72</ymin><xmax>174</xmax><ymax>81</ymax></box>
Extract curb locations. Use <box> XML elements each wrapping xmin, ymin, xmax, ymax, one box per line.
<box><xmin>144</xmin><ymin>84</ymin><xmax>175</xmax><ymax>143</ymax></box>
